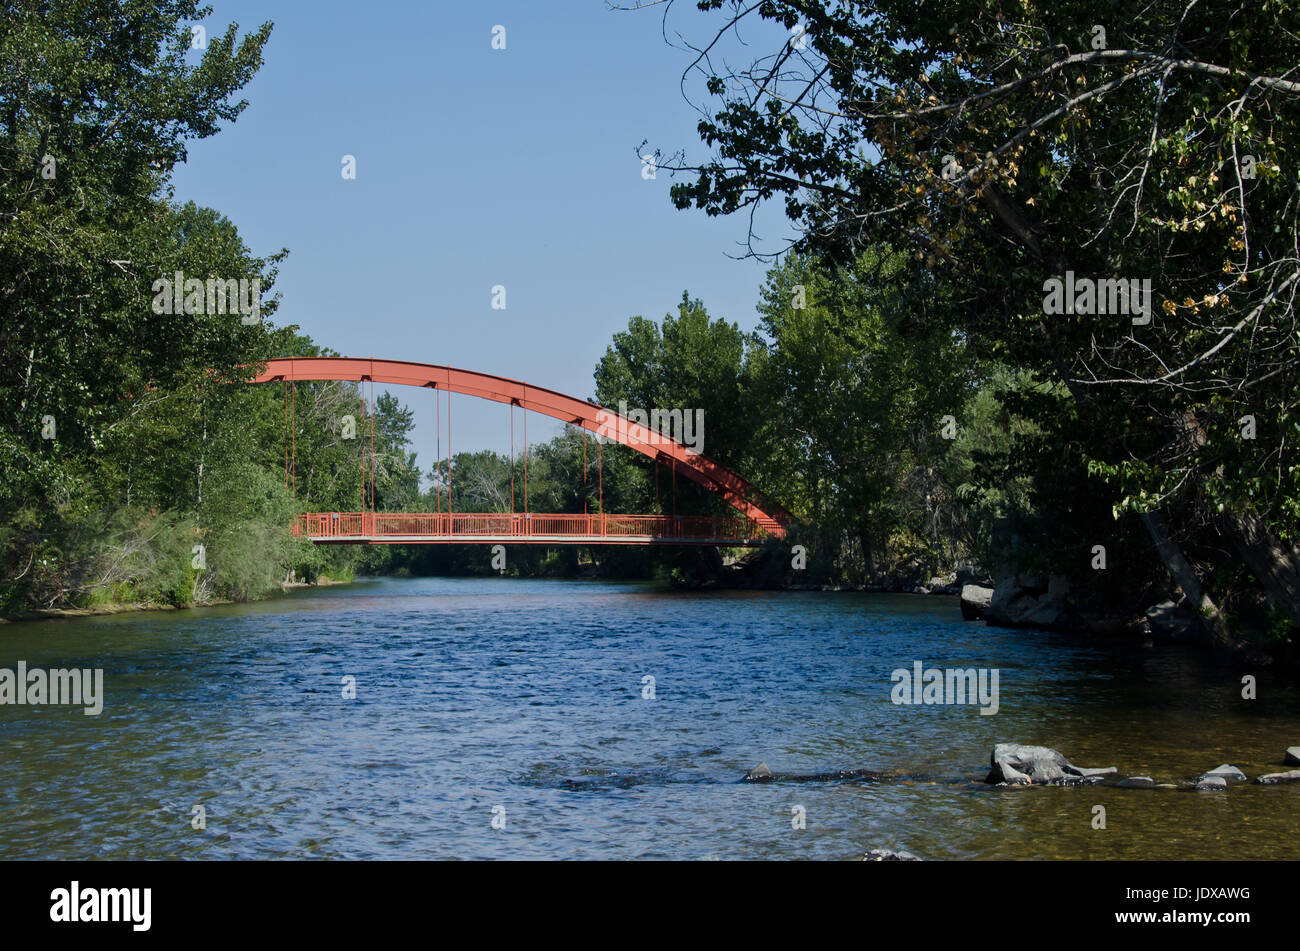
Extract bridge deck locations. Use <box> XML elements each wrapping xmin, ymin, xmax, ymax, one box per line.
<box><xmin>295</xmin><ymin>513</ymin><xmax>778</xmax><ymax>547</ymax></box>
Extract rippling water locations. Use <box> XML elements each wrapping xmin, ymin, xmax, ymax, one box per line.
<box><xmin>1</xmin><ymin>577</ymin><xmax>1297</xmax><ymax>859</ymax></box>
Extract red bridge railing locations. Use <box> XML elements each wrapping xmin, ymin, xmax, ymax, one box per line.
<box><xmin>293</xmin><ymin>512</ymin><xmax>778</xmax><ymax>545</ymax></box>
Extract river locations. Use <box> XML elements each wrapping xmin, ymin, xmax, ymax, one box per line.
<box><xmin>1</xmin><ymin>577</ymin><xmax>1296</xmax><ymax>859</ymax></box>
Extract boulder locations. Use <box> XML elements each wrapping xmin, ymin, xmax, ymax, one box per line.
<box><xmin>985</xmin><ymin>743</ymin><xmax>1117</xmax><ymax>785</ymax></box>
<box><xmin>1195</xmin><ymin>775</ymin><xmax>1228</xmax><ymax>790</ymax></box>
<box><xmin>1285</xmin><ymin>747</ymin><xmax>1300</xmax><ymax>766</ymax></box>
<box><xmin>987</xmin><ymin>579</ymin><xmax>1064</xmax><ymax>628</ymax></box>
<box><xmin>1198</xmin><ymin>764</ymin><xmax>1247</xmax><ymax>785</ymax></box>
<box><xmin>1014</xmin><ymin>573</ymin><xmax>1047</xmax><ymax>592</ymax></box>
<box><xmin>956</xmin><ymin>565</ymin><xmax>991</xmax><ymax>587</ymax></box>
<box><xmin>1047</xmin><ymin>575</ymin><xmax>1071</xmax><ymax>601</ymax></box>
<box><xmin>744</xmin><ymin>762</ymin><xmax>774</xmax><ymax>782</ymax></box>
<box><xmin>1117</xmin><ymin>776</ymin><xmax>1156</xmax><ymax>789</ymax></box>
<box><xmin>861</xmin><ymin>849</ymin><xmax>920</xmax><ymax>861</ymax></box>
<box><xmin>1255</xmin><ymin>770</ymin><xmax>1300</xmax><ymax>785</ymax></box>
<box><xmin>960</xmin><ymin>584</ymin><xmax>994</xmax><ymax>621</ymax></box>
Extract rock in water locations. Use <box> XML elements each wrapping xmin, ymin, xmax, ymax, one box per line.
<box><xmin>1195</xmin><ymin>775</ymin><xmax>1228</xmax><ymax>790</ymax></box>
<box><xmin>985</xmin><ymin>577</ymin><xmax>1066</xmax><ymax>628</ymax></box>
<box><xmin>861</xmin><ymin>849</ymin><xmax>920</xmax><ymax>861</ymax></box>
<box><xmin>1285</xmin><ymin>747</ymin><xmax>1300</xmax><ymax>766</ymax></box>
<box><xmin>1117</xmin><ymin>776</ymin><xmax>1156</xmax><ymax>789</ymax></box>
<box><xmin>1256</xmin><ymin>770</ymin><xmax>1300</xmax><ymax>785</ymax></box>
<box><xmin>784</xmin><ymin>768</ymin><xmax>881</xmax><ymax>782</ymax></box>
<box><xmin>960</xmin><ymin>584</ymin><xmax>994</xmax><ymax>621</ymax></box>
<box><xmin>986</xmin><ymin>743</ymin><xmax>1117</xmax><ymax>785</ymax></box>
<box><xmin>742</xmin><ymin>764</ymin><xmax>881</xmax><ymax>783</ymax></box>
<box><xmin>1198</xmin><ymin>764</ymin><xmax>1247</xmax><ymax>784</ymax></box>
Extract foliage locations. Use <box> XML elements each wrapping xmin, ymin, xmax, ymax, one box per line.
<box><xmin>643</xmin><ymin>0</ymin><xmax>1300</xmax><ymax>632</ymax></box>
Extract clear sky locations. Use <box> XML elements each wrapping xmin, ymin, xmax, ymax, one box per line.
<box><xmin>170</xmin><ymin>0</ymin><xmax>796</xmax><ymax>474</ymax></box>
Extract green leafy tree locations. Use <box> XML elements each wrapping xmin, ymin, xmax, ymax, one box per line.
<box><xmin>647</xmin><ymin>0</ymin><xmax>1300</xmax><ymax>637</ymax></box>
<box><xmin>752</xmin><ymin>249</ymin><xmax>972</xmax><ymax>581</ymax></box>
<box><xmin>594</xmin><ymin>292</ymin><xmax>765</xmax><ymax>516</ymax></box>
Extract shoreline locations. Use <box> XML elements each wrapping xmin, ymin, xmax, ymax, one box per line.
<box><xmin>674</xmin><ymin>575</ymin><xmax>1292</xmax><ymax>665</ymax></box>
<box><xmin>0</xmin><ymin>577</ymin><xmax>351</xmax><ymax>625</ymax></box>
<box><xmin>5</xmin><ymin>574</ymin><xmax>1288</xmax><ymax>667</ymax></box>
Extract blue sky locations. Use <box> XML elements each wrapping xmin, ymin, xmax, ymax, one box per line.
<box><xmin>170</xmin><ymin>0</ymin><xmax>796</xmax><ymax>471</ymax></box>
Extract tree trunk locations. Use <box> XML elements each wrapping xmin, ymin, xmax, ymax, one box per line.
<box><xmin>1140</xmin><ymin>509</ymin><xmax>1233</xmax><ymax>646</ymax></box>
<box><xmin>1218</xmin><ymin>510</ymin><xmax>1300</xmax><ymax>627</ymax></box>
<box><xmin>196</xmin><ymin>391</ymin><xmax>206</xmax><ymax>517</ymax></box>
<box><xmin>859</xmin><ymin>527</ymin><xmax>876</xmax><ymax>583</ymax></box>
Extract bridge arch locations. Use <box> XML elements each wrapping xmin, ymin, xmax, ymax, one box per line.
<box><xmin>249</xmin><ymin>357</ymin><xmax>789</xmax><ymax>536</ymax></box>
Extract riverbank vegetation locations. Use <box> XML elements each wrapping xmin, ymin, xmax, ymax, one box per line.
<box><xmin>632</xmin><ymin>0</ymin><xmax>1300</xmax><ymax>652</ymax></box>
<box><xmin>2</xmin><ymin>2</ymin><xmax>1296</xmax><ymax>655</ymax></box>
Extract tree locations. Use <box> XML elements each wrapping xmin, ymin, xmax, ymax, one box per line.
<box><xmin>752</xmin><ymin>249</ymin><xmax>973</xmax><ymax>581</ymax></box>
<box><xmin>642</xmin><ymin>0</ymin><xmax>1300</xmax><ymax>636</ymax></box>
<box><xmin>0</xmin><ymin>1</ymin><xmax>291</xmax><ymax>611</ymax></box>
<box><xmin>1</xmin><ymin>2</ymin><xmax>274</xmax><ymax>442</ymax></box>
<box><xmin>594</xmin><ymin>292</ymin><xmax>765</xmax><ymax>512</ymax></box>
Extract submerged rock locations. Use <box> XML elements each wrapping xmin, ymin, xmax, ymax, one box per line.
<box><xmin>861</xmin><ymin>849</ymin><xmax>920</xmax><ymax>861</ymax></box>
<box><xmin>985</xmin><ymin>743</ymin><xmax>1117</xmax><ymax>785</ymax></box>
<box><xmin>742</xmin><ymin>763</ymin><xmax>882</xmax><ymax>783</ymax></box>
<box><xmin>960</xmin><ymin>584</ymin><xmax>994</xmax><ymax>621</ymax></box>
<box><xmin>790</xmin><ymin>768</ymin><xmax>882</xmax><ymax>782</ymax></box>
<box><xmin>1256</xmin><ymin>770</ymin><xmax>1300</xmax><ymax>785</ymax></box>
<box><xmin>1117</xmin><ymin>776</ymin><xmax>1156</xmax><ymax>789</ymax></box>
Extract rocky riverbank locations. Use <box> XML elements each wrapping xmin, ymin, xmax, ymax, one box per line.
<box><xmin>955</xmin><ymin>572</ymin><xmax>1295</xmax><ymax>665</ymax></box>
<box><xmin>672</xmin><ymin>550</ymin><xmax>1295</xmax><ymax>665</ymax></box>
<box><xmin>957</xmin><ymin>575</ymin><xmax>1166</xmax><ymax>637</ymax></box>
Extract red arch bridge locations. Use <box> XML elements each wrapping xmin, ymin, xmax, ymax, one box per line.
<box><xmin>248</xmin><ymin>357</ymin><xmax>789</xmax><ymax>547</ymax></box>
